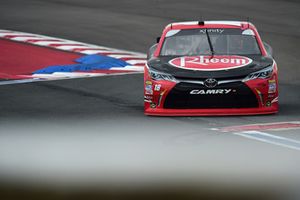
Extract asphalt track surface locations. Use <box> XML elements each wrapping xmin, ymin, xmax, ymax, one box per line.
<box><xmin>0</xmin><ymin>0</ymin><xmax>300</xmax><ymax>199</ymax></box>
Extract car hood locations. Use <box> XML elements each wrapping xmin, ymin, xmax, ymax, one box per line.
<box><xmin>147</xmin><ymin>55</ymin><xmax>274</xmax><ymax>79</ymax></box>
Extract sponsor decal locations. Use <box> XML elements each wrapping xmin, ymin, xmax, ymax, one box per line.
<box><xmin>154</xmin><ymin>84</ymin><xmax>161</xmax><ymax>91</ymax></box>
<box><xmin>199</xmin><ymin>29</ymin><xmax>224</xmax><ymax>34</ymax></box>
<box><xmin>268</xmin><ymin>79</ymin><xmax>276</xmax><ymax>93</ymax></box>
<box><xmin>145</xmin><ymin>81</ymin><xmax>153</xmax><ymax>95</ymax></box>
<box><xmin>150</xmin><ymin>102</ymin><xmax>157</xmax><ymax>108</ymax></box>
<box><xmin>145</xmin><ymin>80</ymin><xmax>152</xmax><ymax>85</ymax></box>
<box><xmin>169</xmin><ymin>55</ymin><xmax>252</xmax><ymax>71</ymax></box>
<box><xmin>166</xmin><ymin>29</ymin><xmax>224</xmax><ymax>38</ymax></box>
<box><xmin>265</xmin><ymin>100</ymin><xmax>272</xmax><ymax>107</ymax></box>
<box><xmin>144</xmin><ymin>95</ymin><xmax>153</xmax><ymax>101</ymax></box>
<box><xmin>190</xmin><ymin>89</ymin><xmax>232</xmax><ymax>95</ymax></box>
<box><xmin>145</xmin><ymin>85</ymin><xmax>153</xmax><ymax>95</ymax></box>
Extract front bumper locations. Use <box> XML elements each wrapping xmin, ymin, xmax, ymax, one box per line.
<box><xmin>144</xmin><ymin>66</ymin><xmax>279</xmax><ymax>116</ymax></box>
<box><xmin>145</xmin><ymin>104</ymin><xmax>278</xmax><ymax>116</ymax></box>
<box><xmin>144</xmin><ymin>81</ymin><xmax>278</xmax><ymax>116</ymax></box>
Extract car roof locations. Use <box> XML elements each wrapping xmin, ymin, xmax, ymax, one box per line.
<box><xmin>166</xmin><ymin>20</ymin><xmax>255</xmax><ymax>30</ymax></box>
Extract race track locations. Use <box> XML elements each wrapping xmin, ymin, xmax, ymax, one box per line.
<box><xmin>0</xmin><ymin>0</ymin><xmax>300</xmax><ymax>199</ymax></box>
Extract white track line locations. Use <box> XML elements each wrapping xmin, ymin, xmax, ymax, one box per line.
<box><xmin>126</xmin><ymin>60</ymin><xmax>147</xmax><ymax>65</ymax></box>
<box><xmin>78</xmin><ymin>49</ymin><xmax>123</xmax><ymax>54</ymax></box>
<box><xmin>11</xmin><ymin>36</ymin><xmax>44</xmax><ymax>41</ymax></box>
<box><xmin>31</xmin><ymin>41</ymin><xmax>84</xmax><ymax>46</ymax></box>
<box><xmin>235</xmin><ymin>131</ymin><xmax>300</xmax><ymax>151</ymax></box>
<box><xmin>0</xmin><ymin>72</ymin><xmax>143</xmax><ymax>86</ymax></box>
<box><xmin>108</xmin><ymin>54</ymin><xmax>146</xmax><ymax>59</ymax></box>
<box><xmin>110</xmin><ymin>66</ymin><xmax>144</xmax><ymax>71</ymax></box>
<box><xmin>53</xmin><ymin>45</ymin><xmax>92</xmax><ymax>51</ymax></box>
<box><xmin>0</xmin><ymin>79</ymin><xmax>40</xmax><ymax>85</ymax></box>
<box><xmin>217</xmin><ymin>121</ymin><xmax>300</xmax><ymax>132</ymax></box>
<box><xmin>0</xmin><ymin>29</ymin><xmax>146</xmax><ymax>57</ymax></box>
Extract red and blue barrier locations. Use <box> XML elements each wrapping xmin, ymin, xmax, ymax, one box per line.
<box><xmin>0</xmin><ymin>29</ymin><xmax>146</xmax><ymax>85</ymax></box>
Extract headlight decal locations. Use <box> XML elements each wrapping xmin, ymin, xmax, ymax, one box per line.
<box><xmin>146</xmin><ymin>65</ymin><xmax>176</xmax><ymax>82</ymax></box>
<box><xmin>146</xmin><ymin>63</ymin><xmax>177</xmax><ymax>82</ymax></box>
<box><xmin>149</xmin><ymin>69</ymin><xmax>177</xmax><ymax>82</ymax></box>
<box><xmin>243</xmin><ymin>62</ymin><xmax>274</xmax><ymax>82</ymax></box>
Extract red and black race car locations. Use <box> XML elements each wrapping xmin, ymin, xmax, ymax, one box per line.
<box><xmin>144</xmin><ymin>21</ymin><xmax>278</xmax><ymax>116</ymax></box>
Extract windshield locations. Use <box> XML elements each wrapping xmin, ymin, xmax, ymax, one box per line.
<box><xmin>160</xmin><ymin>28</ymin><xmax>261</xmax><ymax>56</ymax></box>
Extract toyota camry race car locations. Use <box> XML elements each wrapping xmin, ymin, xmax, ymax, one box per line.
<box><xmin>144</xmin><ymin>21</ymin><xmax>278</xmax><ymax>116</ymax></box>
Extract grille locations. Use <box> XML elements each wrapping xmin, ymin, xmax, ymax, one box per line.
<box><xmin>164</xmin><ymin>82</ymin><xmax>258</xmax><ymax>109</ymax></box>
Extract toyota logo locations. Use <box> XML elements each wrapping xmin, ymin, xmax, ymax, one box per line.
<box><xmin>204</xmin><ymin>78</ymin><xmax>218</xmax><ymax>88</ymax></box>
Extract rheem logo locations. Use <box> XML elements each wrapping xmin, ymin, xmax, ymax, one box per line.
<box><xmin>169</xmin><ymin>56</ymin><xmax>252</xmax><ymax>71</ymax></box>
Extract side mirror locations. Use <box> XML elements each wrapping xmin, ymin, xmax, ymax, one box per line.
<box><xmin>263</xmin><ymin>42</ymin><xmax>273</xmax><ymax>57</ymax></box>
<box><xmin>147</xmin><ymin>44</ymin><xmax>158</xmax><ymax>60</ymax></box>
<box><xmin>156</xmin><ymin>37</ymin><xmax>161</xmax><ymax>43</ymax></box>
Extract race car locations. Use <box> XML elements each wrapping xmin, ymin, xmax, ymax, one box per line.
<box><xmin>144</xmin><ymin>21</ymin><xmax>278</xmax><ymax>116</ymax></box>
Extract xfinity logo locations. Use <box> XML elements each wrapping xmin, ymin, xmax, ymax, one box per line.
<box><xmin>190</xmin><ymin>89</ymin><xmax>232</xmax><ymax>95</ymax></box>
<box><xmin>199</xmin><ymin>29</ymin><xmax>224</xmax><ymax>34</ymax></box>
